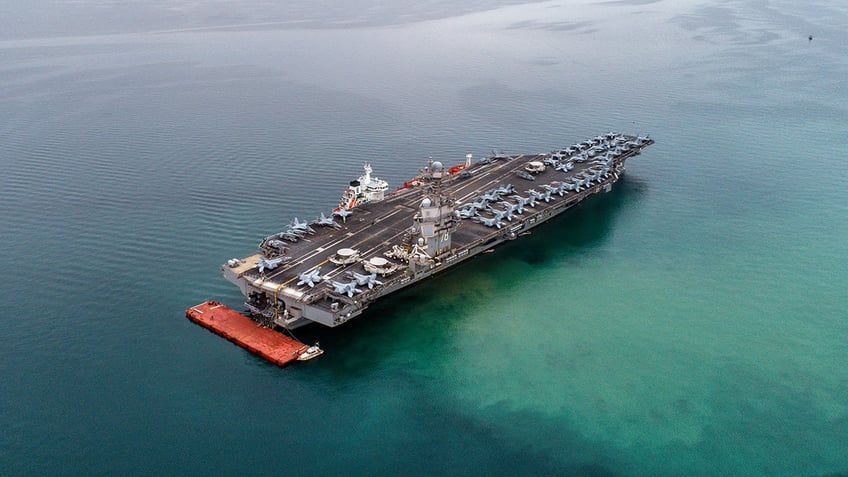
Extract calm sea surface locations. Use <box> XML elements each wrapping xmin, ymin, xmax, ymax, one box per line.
<box><xmin>2</xmin><ymin>1</ymin><xmax>847</xmax><ymax>475</ymax></box>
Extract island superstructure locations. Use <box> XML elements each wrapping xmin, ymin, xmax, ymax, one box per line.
<box><xmin>222</xmin><ymin>133</ymin><xmax>653</xmax><ymax>329</ymax></box>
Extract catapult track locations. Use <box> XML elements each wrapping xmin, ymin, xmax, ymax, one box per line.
<box><xmin>221</xmin><ymin>133</ymin><xmax>653</xmax><ymax>329</ymax></box>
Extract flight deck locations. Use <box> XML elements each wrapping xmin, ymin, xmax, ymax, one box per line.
<box><xmin>222</xmin><ymin>133</ymin><xmax>653</xmax><ymax>329</ymax></box>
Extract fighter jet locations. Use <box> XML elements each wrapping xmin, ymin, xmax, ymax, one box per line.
<box><xmin>487</xmin><ymin>206</ymin><xmax>511</xmax><ymax>222</ymax></box>
<box><xmin>513</xmin><ymin>194</ymin><xmax>536</xmax><ymax>209</ymax></box>
<box><xmin>265</xmin><ymin>239</ymin><xmax>288</xmax><ymax>252</ymax></box>
<box><xmin>588</xmin><ymin>167</ymin><xmax>609</xmax><ymax>180</ymax></box>
<box><xmin>578</xmin><ymin>173</ymin><xmax>595</xmax><ymax>185</ymax></box>
<box><xmin>333</xmin><ymin>208</ymin><xmax>353</xmax><ymax>223</ymax></box>
<box><xmin>480</xmin><ymin>189</ymin><xmax>501</xmax><ymax>202</ymax></box>
<box><xmin>555</xmin><ymin>161</ymin><xmax>573</xmax><ymax>172</ymax></box>
<box><xmin>474</xmin><ymin>215</ymin><xmax>502</xmax><ymax>229</ymax></box>
<box><xmin>258</xmin><ymin>255</ymin><xmax>290</xmax><ymax>273</ymax></box>
<box><xmin>495</xmin><ymin>183</ymin><xmax>515</xmax><ymax>195</ymax></box>
<box><xmin>499</xmin><ymin>201</ymin><xmax>522</xmax><ymax>216</ymax></box>
<box><xmin>457</xmin><ymin>207</ymin><xmax>478</xmax><ymax>219</ymax></box>
<box><xmin>312</xmin><ymin>212</ymin><xmax>339</xmax><ymax>228</ymax></box>
<box><xmin>348</xmin><ymin>271</ymin><xmax>383</xmax><ymax>289</ymax></box>
<box><xmin>489</xmin><ymin>150</ymin><xmax>511</xmax><ymax>161</ymax></box>
<box><xmin>508</xmin><ymin>196</ymin><xmax>526</xmax><ymax>213</ymax></box>
<box><xmin>280</xmin><ymin>232</ymin><xmax>302</xmax><ymax>242</ymax></box>
<box><xmin>468</xmin><ymin>197</ymin><xmax>490</xmax><ymax>211</ymax></box>
<box><xmin>296</xmin><ymin>267</ymin><xmax>323</xmax><ymax>288</ymax></box>
<box><xmin>528</xmin><ymin>188</ymin><xmax>552</xmax><ymax>203</ymax></box>
<box><xmin>328</xmin><ymin>280</ymin><xmax>363</xmax><ymax>297</ymax></box>
<box><xmin>289</xmin><ymin>217</ymin><xmax>315</xmax><ymax>235</ymax></box>
<box><xmin>541</xmin><ymin>184</ymin><xmax>560</xmax><ymax>198</ymax></box>
<box><xmin>570</xmin><ymin>177</ymin><xmax>585</xmax><ymax>192</ymax></box>
<box><xmin>559</xmin><ymin>181</ymin><xmax>577</xmax><ymax>192</ymax></box>
<box><xmin>550</xmin><ymin>182</ymin><xmax>569</xmax><ymax>197</ymax></box>
<box><xmin>284</xmin><ymin>227</ymin><xmax>307</xmax><ymax>238</ymax></box>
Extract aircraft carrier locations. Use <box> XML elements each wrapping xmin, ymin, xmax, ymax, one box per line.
<box><xmin>222</xmin><ymin>133</ymin><xmax>653</xmax><ymax>329</ymax></box>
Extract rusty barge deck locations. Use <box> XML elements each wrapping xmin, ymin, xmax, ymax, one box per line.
<box><xmin>186</xmin><ymin>300</ymin><xmax>310</xmax><ymax>366</ymax></box>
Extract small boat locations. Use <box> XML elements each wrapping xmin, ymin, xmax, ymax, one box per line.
<box><xmin>297</xmin><ymin>343</ymin><xmax>324</xmax><ymax>361</ymax></box>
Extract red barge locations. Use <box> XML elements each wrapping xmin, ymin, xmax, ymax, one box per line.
<box><xmin>186</xmin><ymin>300</ymin><xmax>321</xmax><ymax>366</ymax></box>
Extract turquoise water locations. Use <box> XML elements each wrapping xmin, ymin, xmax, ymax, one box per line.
<box><xmin>2</xmin><ymin>1</ymin><xmax>847</xmax><ymax>475</ymax></box>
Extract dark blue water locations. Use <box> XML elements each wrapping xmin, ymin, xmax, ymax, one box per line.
<box><xmin>2</xmin><ymin>1</ymin><xmax>847</xmax><ymax>475</ymax></box>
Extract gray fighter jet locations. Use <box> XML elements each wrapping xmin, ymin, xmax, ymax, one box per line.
<box><xmin>289</xmin><ymin>217</ymin><xmax>315</xmax><ymax>235</ymax></box>
<box><xmin>333</xmin><ymin>208</ymin><xmax>353</xmax><ymax>223</ymax></box>
<box><xmin>457</xmin><ymin>207</ymin><xmax>478</xmax><ymax>219</ymax></box>
<box><xmin>266</xmin><ymin>239</ymin><xmax>288</xmax><ymax>252</ymax></box>
<box><xmin>296</xmin><ymin>267</ymin><xmax>323</xmax><ymax>288</ymax></box>
<box><xmin>469</xmin><ymin>197</ymin><xmax>490</xmax><ymax>211</ymax></box>
<box><xmin>280</xmin><ymin>231</ymin><xmax>302</xmax><ymax>242</ymax></box>
<box><xmin>474</xmin><ymin>215</ymin><xmax>503</xmax><ymax>229</ymax></box>
<box><xmin>549</xmin><ymin>182</ymin><xmax>569</xmax><ymax>197</ymax></box>
<box><xmin>348</xmin><ymin>271</ymin><xmax>383</xmax><ymax>289</ymax></box>
<box><xmin>328</xmin><ymin>280</ymin><xmax>363</xmax><ymax>297</ymax></box>
<box><xmin>489</xmin><ymin>150</ymin><xmax>511</xmax><ymax>161</ymax></box>
<box><xmin>555</xmin><ymin>161</ymin><xmax>574</xmax><ymax>172</ymax></box>
<box><xmin>487</xmin><ymin>206</ymin><xmax>511</xmax><ymax>222</ymax></box>
<box><xmin>499</xmin><ymin>201</ymin><xmax>522</xmax><ymax>216</ymax></box>
<box><xmin>541</xmin><ymin>184</ymin><xmax>560</xmax><ymax>198</ymax></box>
<box><xmin>312</xmin><ymin>212</ymin><xmax>339</xmax><ymax>228</ymax></box>
<box><xmin>258</xmin><ymin>255</ymin><xmax>290</xmax><ymax>273</ymax></box>
<box><xmin>480</xmin><ymin>189</ymin><xmax>501</xmax><ymax>202</ymax></box>
<box><xmin>528</xmin><ymin>188</ymin><xmax>552</xmax><ymax>203</ymax></box>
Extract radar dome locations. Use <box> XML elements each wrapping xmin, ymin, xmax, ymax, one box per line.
<box><xmin>431</xmin><ymin>161</ymin><xmax>443</xmax><ymax>170</ymax></box>
<box><xmin>421</xmin><ymin>198</ymin><xmax>432</xmax><ymax>207</ymax></box>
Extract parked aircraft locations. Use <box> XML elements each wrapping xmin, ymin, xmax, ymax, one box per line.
<box><xmin>258</xmin><ymin>255</ymin><xmax>290</xmax><ymax>273</ymax></box>
<box><xmin>348</xmin><ymin>271</ymin><xmax>383</xmax><ymax>289</ymax></box>
<box><xmin>312</xmin><ymin>212</ymin><xmax>339</xmax><ymax>228</ymax></box>
<box><xmin>333</xmin><ymin>208</ymin><xmax>353</xmax><ymax>223</ymax></box>
<box><xmin>480</xmin><ymin>189</ymin><xmax>501</xmax><ymax>202</ymax></box>
<box><xmin>529</xmin><ymin>188</ymin><xmax>552</xmax><ymax>203</ymax></box>
<box><xmin>297</xmin><ymin>267</ymin><xmax>323</xmax><ymax>288</ymax></box>
<box><xmin>329</xmin><ymin>280</ymin><xmax>363</xmax><ymax>297</ymax></box>
<box><xmin>289</xmin><ymin>217</ymin><xmax>315</xmax><ymax>234</ymax></box>
<box><xmin>499</xmin><ymin>201</ymin><xmax>522</xmax><ymax>216</ymax></box>
<box><xmin>487</xmin><ymin>206</ymin><xmax>511</xmax><ymax>222</ymax></box>
<box><xmin>457</xmin><ymin>207</ymin><xmax>477</xmax><ymax>219</ymax></box>
<box><xmin>474</xmin><ymin>215</ymin><xmax>502</xmax><ymax>229</ymax></box>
